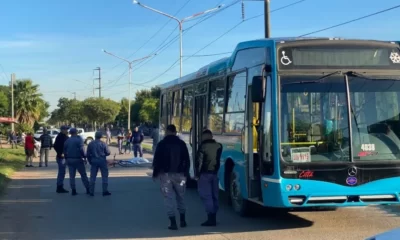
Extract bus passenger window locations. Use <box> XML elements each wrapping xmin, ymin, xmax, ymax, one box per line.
<box><xmin>209</xmin><ymin>79</ymin><xmax>225</xmax><ymax>133</ymax></box>
<box><xmin>181</xmin><ymin>87</ymin><xmax>193</xmax><ymax>132</ymax></box>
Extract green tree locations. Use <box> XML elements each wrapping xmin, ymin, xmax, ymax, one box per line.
<box><xmin>0</xmin><ymin>91</ymin><xmax>9</xmax><ymax>117</ymax></box>
<box><xmin>115</xmin><ymin>98</ymin><xmax>129</xmax><ymax>127</ymax></box>
<box><xmin>13</xmin><ymin>79</ymin><xmax>47</xmax><ymax>127</ymax></box>
<box><xmin>16</xmin><ymin>123</ymin><xmax>33</xmax><ymax>134</ymax></box>
<box><xmin>131</xmin><ymin>87</ymin><xmax>161</xmax><ymax>124</ymax></box>
<box><xmin>139</xmin><ymin>98</ymin><xmax>159</xmax><ymax>124</ymax></box>
<box><xmin>83</xmin><ymin>98</ymin><xmax>121</xmax><ymax>125</ymax></box>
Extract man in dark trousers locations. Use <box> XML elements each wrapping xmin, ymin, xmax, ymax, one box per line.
<box><xmin>39</xmin><ymin>128</ymin><xmax>53</xmax><ymax>167</ymax></box>
<box><xmin>152</xmin><ymin>124</ymin><xmax>190</xmax><ymax>230</ymax></box>
<box><xmin>131</xmin><ymin>126</ymin><xmax>144</xmax><ymax>158</ymax></box>
<box><xmin>87</xmin><ymin>131</ymin><xmax>111</xmax><ymax>196</ymax></box>
<box><xmin>195</xmin><ymin>129</ymin><xmax>223</xmax><ymax>227</ymax></box>
<box><xmin>63</xmin><ymin>128</ymin><xmax>90</xmax><ymax>196</ymax></box>
<box><xmin>53</xmin><ymin>126</ymin><xmax>69</xmax><ymax>193</ymax></box>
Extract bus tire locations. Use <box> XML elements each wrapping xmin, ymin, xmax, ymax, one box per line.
<box><xmin>230</xmin><ymin>171</ymin><xmax>250</xmax><ymax>217</ymax></box>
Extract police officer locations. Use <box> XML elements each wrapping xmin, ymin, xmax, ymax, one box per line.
<box><xmin>195</xmin><ymin>129</ymin><xmax>223</xmax><ymax>226</ymax></box>
<box><xmin>63</xmin><ymin>128</ymin><xmax>90</xmax><ymax>196</ymax></box>
<box><xmin>53</xmin><ymin>126</ymin><xmax>69</xmax><ymax>193</ymax></box>
<box><xmin>87</xmin><ymin>131</ymin><xmax>111</xmax><ymax>196</ymax></box>
<box><xmin>152</xmin><ymin>124</ymin><xmax>190</xmax><ymax>230</ymax></box>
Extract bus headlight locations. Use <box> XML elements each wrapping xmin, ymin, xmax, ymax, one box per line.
<box><xmin>294</xmin><ymin>184</ymin><xmax>301</xmax><ymax>190</ymax></box>
<box><xmin>286</xmin><ymin>184</ymin><xmax>292</xmax><ymax>191</ymax></box>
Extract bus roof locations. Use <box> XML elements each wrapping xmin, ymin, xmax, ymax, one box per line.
<box><xmin>158</xmin><ymin>37</ymin><xmax>398</xmax><ymax>89</ymax></box>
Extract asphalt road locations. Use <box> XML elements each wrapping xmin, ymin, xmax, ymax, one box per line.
<box><xmin>1</xmin><ymin>146</ymin><xmax>400</xmax><ymax>240</ymax></box>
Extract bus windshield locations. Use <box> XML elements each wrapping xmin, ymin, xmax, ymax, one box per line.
<box><xmin>279</xmin><ymin>74</ymin><xmax>400</xmax><ymax>163</ymax></box>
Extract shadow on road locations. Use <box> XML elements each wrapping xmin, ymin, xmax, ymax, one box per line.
<box><xmin>0</xmin><ymin>168</ymin><xmax>314</xmax><ymax>239</ymax></box>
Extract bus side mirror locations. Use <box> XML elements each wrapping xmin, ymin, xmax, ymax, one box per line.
<box><xmin>252</xmin><ymin>76</ymin><xmax>265</xmax><ymax>102</ymax></box>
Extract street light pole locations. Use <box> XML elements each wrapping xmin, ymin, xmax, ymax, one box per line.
<box><xmin>132</xmin><ymin>1</ymin><xmax>224</xmax><ymax>78</ymax></box>
<box><xmin>264</xmin><ymin>0</ymin><xmax>270</xmax><ymax>38</ymax></box>
<box><xmin>102</xmin><ymin>49</ymin><xmax>154</xmax><ymax>130</ymax></box>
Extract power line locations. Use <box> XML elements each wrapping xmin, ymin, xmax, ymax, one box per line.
<box><xmin>130</xmin><ymin>0</ymin><xmax>242</xmax><ymax>73</ymax></box>
<box><xmin>137</xmin><ymin>0</ymin><xmax>306</xmax><ymax>85</ymax></box>
<box><xmin>103</xmin><ymin>0</ymin><xmax>193</xmax><ymax>74</ymax></box>
<box><xmin>185</xmin><ymin>0</ymin><xmax>306</xmax><ymax>62</ymax></box>
<box><xmin>185</xmin><ymin>52</ymin><xmax>233</xmax><ymax>57</ymax></box>
<box><xmin>299</xmin><ymin>4</ymin><xmax>400</xmax><ymax>37</ymax></box>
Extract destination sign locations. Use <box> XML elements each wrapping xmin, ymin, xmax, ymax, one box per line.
<box><xmin>278</xmin><ymin>44</ymin><xmax>400</xmax><ymax>70</ymax></box>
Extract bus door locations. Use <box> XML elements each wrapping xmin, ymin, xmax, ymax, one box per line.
<box><xmin>192</xmin><ymin>95</ymin><xmax>207</xmax><ymax>168</ymax></box>
<box><xmin>246</xmin><ymin>84</ymin><xmax>261</xmax><ymax>199</ymax></box>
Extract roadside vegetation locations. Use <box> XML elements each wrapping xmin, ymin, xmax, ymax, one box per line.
<box><xmin>0</xmin><ymin>149</ymin><xmax>25</xmax><ymax>193</ymax></box>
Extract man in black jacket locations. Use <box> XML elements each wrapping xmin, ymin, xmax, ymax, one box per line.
<box><xmin>53</xmin><ymin>126</ymin><xmax>69</xmax><ymax>193</ymax></box>
<box><xmin>152</xmin><ymin>124</ymin><xmax>190</xmax><ymax>230</ymax></box>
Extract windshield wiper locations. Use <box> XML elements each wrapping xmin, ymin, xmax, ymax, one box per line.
<box><xmin>282</xmin><ymin>70</ymin><xmax>342</xmax><ymax>85</ymax></box>
<box><xmin>346</xmin><ymin>71</ymin><xmax>400</xmax><ymax>81</ymax></box>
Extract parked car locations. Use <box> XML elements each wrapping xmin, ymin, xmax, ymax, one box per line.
<box><xmin>33</xmin><ymin>129</ymin><xmax>59</xmax><ymax>144</ymax></box>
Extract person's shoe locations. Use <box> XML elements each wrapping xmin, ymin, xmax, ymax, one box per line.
<box><xmin>180</xmin><ymin>213</ymin><xmax>187</xmax><ymax>228</ymax></box>
<box><xmin>102</xmin><ymin>191</ymin><xmax>111</xmax><ymax>196</ymax></box>
<box><xmin>56</xmin><ymin>185</ymin><xmax>69</xmax><ymax>193</ymax></box>
<box><xmin>201</xmin><ymin>214</ymin><xmax>216</xmax><ymax>227</ymax></box>
<box><xmin>25</xmin><ymin>165</ymin><xmax>29</xmax><ymax>167</ymax></box>
<box><xmin>71</xmin><ymin>189</ymin><xmax>77</xmax><ymax>196</ymax></box>
<box><xmin>86</xmin><ymin>188</ymin><xmax>90</xmax><ymax>195</ymax></box>
<box><xmin>89</xmin><ymin>193</ymin><xmax>94</xmax><ymax>197</ymax></box>
<box><xmin>168</xmin><ymin>216</ymin><xmax>178</xmax><ymax>230</ymax></box>
<box><xmin>29</xmin><ymin>165</ymin><xmax>34</xmax><ymax>167</ymax></box>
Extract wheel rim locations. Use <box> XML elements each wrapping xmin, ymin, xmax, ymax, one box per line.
<box><xmin>230</xmin><ymin>172</ymin><xmax>242</xmax><ymax>211</ymax></box>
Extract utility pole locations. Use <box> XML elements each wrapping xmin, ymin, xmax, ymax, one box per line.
<box><xmin>94</xmin><ymin>67</ymin><xmax>101</xmax><ymax>98</ymax></box>
<box><xmin>10</xmin><ymin>73</ymin><xmax>15</xmax><ymax>132</ymax></box>
<box><xmin>72</xmin><ymin>92</ymin><xmax>76</xmax><ymax>100</ymax></box>
<box><xmin>264</xmin><ymin>0</ymin><xmax>270</xmax><ymax>38</ymax></box>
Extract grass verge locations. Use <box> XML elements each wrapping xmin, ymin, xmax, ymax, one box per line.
<box><xmin>0</xmin><ymin>149</ymin><xmax>25</xmax><ymax>193</ymax></box>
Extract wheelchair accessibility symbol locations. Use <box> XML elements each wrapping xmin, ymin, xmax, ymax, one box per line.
<box><xmin>281</xmin><ymin>51</ymin><xmax>292</xmax><ymax>66</ymax></box>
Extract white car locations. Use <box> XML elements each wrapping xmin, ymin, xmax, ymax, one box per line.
<box><xmin>33</xmin><ymin>129</ymin><xmax>60</xmax><ymax>144</ymax></box>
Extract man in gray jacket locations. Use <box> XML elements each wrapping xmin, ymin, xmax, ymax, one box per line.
<box><xmin>63</xmin><ymin>128</ymin><xmax>89</xmax><ymax>196</ymax></box>
<box><xmin>87</xmin><ymin>131</ymin><xmax>111</xmax><ymax>196</ymax></box>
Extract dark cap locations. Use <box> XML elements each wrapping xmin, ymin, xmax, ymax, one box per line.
<box><xmin>69</xmin><ymin>128</ymin><xmax>77</xmax><ymax>134</ymax></box>
<box><xmin>60</xmin><ymin>125</ymin><xmax>69</xmax><ymax>130</ymax></box>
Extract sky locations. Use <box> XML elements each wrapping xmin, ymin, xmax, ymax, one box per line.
<box><xmin>0</xmin><ymin>0</ymin><xmax>399</xmax><ymax>112</ymax></box>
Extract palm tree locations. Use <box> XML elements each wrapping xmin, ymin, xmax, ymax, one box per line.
<box><xmin>13</xmin><ymin>80</ymin><xmax>45</xmax><ymax>127</ymax></box>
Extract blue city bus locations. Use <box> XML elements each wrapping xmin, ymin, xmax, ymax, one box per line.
<box><xmin>158</xmin><ymin>38</ymin><xmax>400</xmax><ymax>215</ymax></box>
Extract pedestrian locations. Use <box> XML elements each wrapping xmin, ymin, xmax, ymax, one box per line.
<box><xmin>63</xmin><ymin>128</ymin><xmax>90</xmax><ymax>196</ymax></box>
<box><xmin>106</xmin><ymin>127</ymin><xmax>112</xmax><ymax>145</ymax></box>
<box><xmin>53</xmin><ymin>126</ymin><xmax>70</xmax><ymax>194</ymax></box>
<box><xmin>151</xmin><ymin>124</ymin><xmax>159</xmax><ymax>155</ymax></box>
<box><xmin>131</xmin><ymin>126</ymin><xmax>144</xmax><ymax>158</ymax></box>
<box><xmin>11</xmin><ymin>131</ymin><xmax>18</xmax><ymax>149</ymax></box>
<box><xmin>195</xmin><ymin>129</ymin><xmax>223</xmax><ymax>226</ymax></box>
<box><xmin>39</xmin><ymin>128</ymin><xmax>53</xmax><ymax>167</ymax></box>
<box><xmin>87</xmin><ymin>131</ymin><xmax>111</xmax><ymax>197</ymax></box>
<box><xmin>24</xmin><ymin>132</ymin><xmax>35</xmax><ymax>167</ymax></box>
<box><xmin>152</xmin><ymin>124</ymin><xmax>190</xmax><ymax>230</ymax></box>
<box><xmin>124</xmin><ymin>130</ymin><xmax>132</xmax><ymax>154</ymax></box>
<box><xmin>117</xmin><ymin>127</ymin><xmax>125</xmax><ymax>154</ymax></box>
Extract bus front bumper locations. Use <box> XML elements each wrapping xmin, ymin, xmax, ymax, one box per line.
<box><xmin>262</xmin><ymin>177</ymin><xmax>400</xmax><ymax>208</ymax></box>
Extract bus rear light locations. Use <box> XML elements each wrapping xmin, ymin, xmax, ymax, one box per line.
<box><xmin>286</xmin><ymin>184</ymin><xmax>293</xmax><ymax>191</ymax></box>
<box><xmin>294</xmin><ymin>184</ymin><xmax>301</xmax><ymax>190</ymax></box>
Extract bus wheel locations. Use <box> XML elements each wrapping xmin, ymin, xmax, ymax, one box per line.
<box><xmin>230</xmin><ymin>171</ymin><xmax>250</xmax><ymax>216</ymax></box>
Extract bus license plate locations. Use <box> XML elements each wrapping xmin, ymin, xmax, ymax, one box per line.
<box><xmin>291</xmin><ymin>147</ymin><xmax>311</xmax><ymax>163</ymax></box>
